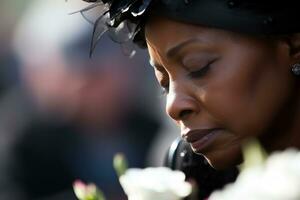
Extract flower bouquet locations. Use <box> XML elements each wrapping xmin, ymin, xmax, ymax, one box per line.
<box><xmin>74</xmin><ymin>140</ymin><xmax>300</xmax><ymax>200</ymax></box>
<box><xmin>73</xmin><ymin>154</ymin><xmax>193</xmax><ymax>200</ymax></box>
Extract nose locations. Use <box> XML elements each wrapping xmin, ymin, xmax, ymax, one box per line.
<box><xmin>166</xmin><ymin>83</ymin><xmax>198</xmax><ymax>121</ymax></box>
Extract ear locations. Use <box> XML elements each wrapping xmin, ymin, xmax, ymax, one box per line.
<box><xmin>286</xmin><ymin>33</ymin><xmax>300</xmax><ymax>62</ymax></box>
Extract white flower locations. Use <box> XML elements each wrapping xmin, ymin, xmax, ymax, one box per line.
<box><xmin>209</xmin><ymin>149</ymin><xmax>300</xmax><ymax>200</ymax></box>
<box><xmin>119</xmin><ymin>167</ymin><xmax>192</xmax><ymax>200</ymax></box>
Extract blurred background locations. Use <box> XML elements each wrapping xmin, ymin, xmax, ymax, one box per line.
<box><xmin>0</xmin><ymin>0</ymin><xmax>179</xmax><ymax>199</ymax></box>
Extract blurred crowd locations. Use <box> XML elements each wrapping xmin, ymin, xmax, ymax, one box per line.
<box><xmin>0</xmin><ymin>0</ymin><xmax>178</xmax><ymax>200</ymax></box>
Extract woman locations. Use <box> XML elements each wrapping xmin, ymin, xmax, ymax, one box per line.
<box><xmin>78</xmin><ymin>0</ymin><xmax>300</xmax><ymax>169</ymax></box>
<box><xmin>74</xmin><ymin>1</ymin><xmax>300</xmax><ymax>199</ymax></box>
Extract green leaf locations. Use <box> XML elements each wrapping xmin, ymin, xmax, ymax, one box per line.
<box><xmin>241</xmin><ymin>138</ymin><xmax>268</xmax><ymax>171</ymax></box>
<box><xmin>113</xmin><ymin>153</ymin><xmax>128</xmax><ymax>177</ymax></box>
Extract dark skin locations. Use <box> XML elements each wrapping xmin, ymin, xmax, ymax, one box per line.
<box><xmin>145</xmin><ymin>17</ymin><xmax>300</xmax><ymax>169</ymax></box>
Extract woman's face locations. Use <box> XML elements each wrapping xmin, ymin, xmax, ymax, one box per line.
<box><xmin>145</xmin><ymin>17</ymin><xmax>297</xmax><ymax>169</ymax></box>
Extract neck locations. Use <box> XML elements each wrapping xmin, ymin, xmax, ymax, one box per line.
<box><xmin>262</xmin><ymin>81</ymin><xmax>300</xmax><ymax>153</ymax></box>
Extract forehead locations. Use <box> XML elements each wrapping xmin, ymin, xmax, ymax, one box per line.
<box><xmin>145</xmin><ymin>17</ymin><xmax>236</xmax><ymax>58</ymax></box>
<box><xmin>144</xmin><ymin>17</ymin><xmax>279</xmax><ymax>64</ymax></box>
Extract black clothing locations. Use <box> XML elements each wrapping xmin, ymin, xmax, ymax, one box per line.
<box><xmin>165</xmin><ymin>138</ymin><xmax>239</xmax><ymax>200</ymax></box>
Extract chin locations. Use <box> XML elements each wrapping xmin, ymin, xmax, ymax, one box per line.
<box><xmin>199</xmin><ymin>145</ymin><xmax>243</xmax><ymax>170</ymax></box>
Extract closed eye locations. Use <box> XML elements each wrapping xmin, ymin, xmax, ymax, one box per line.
<box><xmin>152</xmin><ymin>66</ymin><xmax>170</xmax><ymax>95</ymax></box>
<box><xmin>188</xmin><ymin>59</ymin><xmax>216</xmax><ymax>78</ymax></box>
<box><xmin>160</xmin><ymin>83</ymin><xmax>169</xmax><ymax>95</ymax></box>
<box><xmin>189</xmin><ymin>64</ymin><xmax>211</xmax><ymax>78</ymax></box>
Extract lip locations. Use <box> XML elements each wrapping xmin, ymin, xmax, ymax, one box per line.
<box><xmin>182</xmin><ymin>128</ymin><xmax>222</xmax><ymax>152</ymax></box>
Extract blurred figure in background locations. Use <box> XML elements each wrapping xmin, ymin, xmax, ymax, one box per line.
<box><xmin>0</xmin><ymin>0</ymin><xmax>30</xmax><ymax>99</ymax></box>
<box><xmin>0</xmin><ymin>0</ymin><xmax>162</xmax><ymax>199</ymax></box>
<box><xmin>0</xmin><ymin>1</ymin><xmax>30</xmax><ymax>199</ymax></box>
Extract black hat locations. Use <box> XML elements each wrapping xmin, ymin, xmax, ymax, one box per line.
<box><xmin>154</xmin><ymin>0</ymin><xmax>300</xmax><ymax>35</ymax></box>
<box><xmin>78</xmin><ymin>0</ymin><xmax>300</xmax><ymax>55</ymax></box>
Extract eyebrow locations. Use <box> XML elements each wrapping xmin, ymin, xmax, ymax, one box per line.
<box><xmin>149</xmin><ymin>38</ymin><xmax>205</xmax><ymax>70</ymax></box>
<box><xmin>166</xmin><ymin>38</ymin><xmax>204</xmax><ymax>58</ymax></box>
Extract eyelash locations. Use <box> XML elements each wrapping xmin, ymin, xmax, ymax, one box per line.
<box><xmin>161</xmin><ymin>83</ymin><xmax>169</xmax><ymax>95</ymax></box>
<box><xmin>188</xmin><ymin>62</ymin><xmax>212</xmax><ymax>78</ymax></box>
<box><xmin>159</xmin><ymin>60</ymin><xmax>215</xmax><ymax>95</ymax></box>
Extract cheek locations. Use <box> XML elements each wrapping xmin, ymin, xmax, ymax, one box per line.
<box><xmin>198</xmin><ymin>47</ymin><xmax>292</xmax><ymax>137</ymax></box>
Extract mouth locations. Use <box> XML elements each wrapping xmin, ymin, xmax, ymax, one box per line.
<box><xmin>182</xmin><ymin>128</ymin><xmax>222</xmax><ymax>153</ymax></box>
